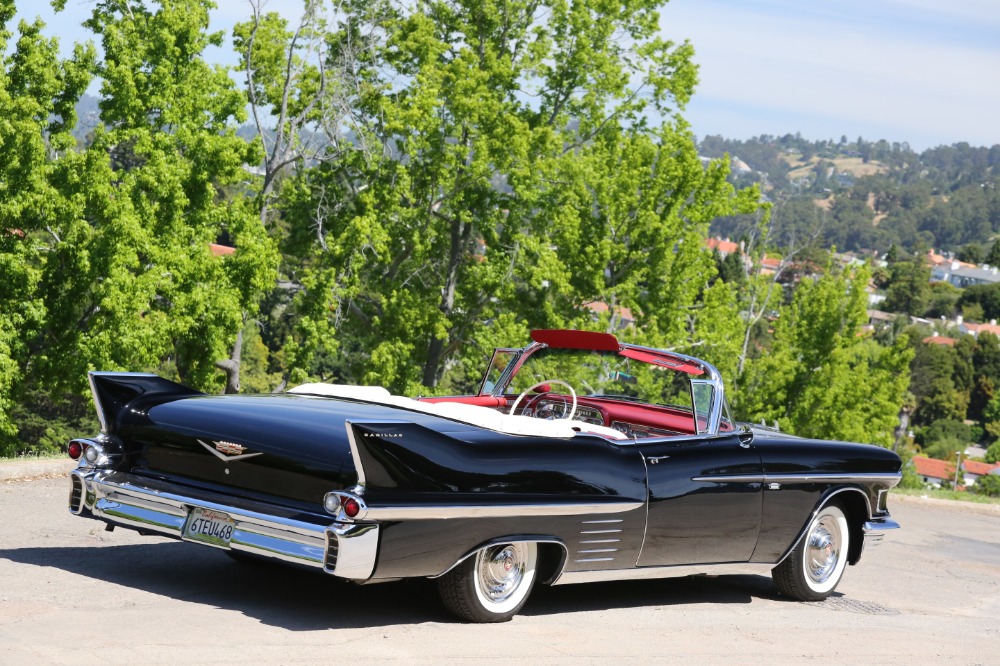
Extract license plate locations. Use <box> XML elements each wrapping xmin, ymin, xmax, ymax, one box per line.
<box><xmin>183</xmin><ymin>507</ymin><xmax>235</xmax><ymax>548</ymax></box>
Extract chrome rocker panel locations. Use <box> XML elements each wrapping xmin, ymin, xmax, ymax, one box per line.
<box><xmin>69</xmin><ymin>467</ymin><xmax>378</xmax><ymax>581</ymax></box>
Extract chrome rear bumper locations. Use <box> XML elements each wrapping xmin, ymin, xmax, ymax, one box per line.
<box><xmin>69</xmin><ymin>467</ymin><xmax>378</xmax><ymax>580</ymax></box>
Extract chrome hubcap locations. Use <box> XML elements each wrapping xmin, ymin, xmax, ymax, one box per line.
<box><xmin>476</xmin><ymin>544</ymin><xmax>526</xmax><ymax>604</ymax></box>
<box><xmin>806</xmin><ymin>515</ymin><xmax>842</xmax><ymax>584</ymax></box>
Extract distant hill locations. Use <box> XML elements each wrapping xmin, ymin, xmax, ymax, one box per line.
<box><xmin>700</xmin><ymin>134</ymin><xmax>1000</xmax><ymax>256</ymax></box>
<box><xmin>69</xmin><ymin>96</ymin><xmax>998</xmax><ymax>257</ymax></box>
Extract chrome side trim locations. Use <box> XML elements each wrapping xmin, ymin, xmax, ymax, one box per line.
<box><xmin>363</xmin><ymin>500</ymin><xmax>642</xmax><ymax>521</ymax></box>
<box><xmin>553</xmin><ymin>562</ymin><xmax>775</xmax><ymax>586</ymax></box>
<box><xmin>691</xmin><ymin>472</ymin><xmax>902</xmax><ymax>486</ymax></box>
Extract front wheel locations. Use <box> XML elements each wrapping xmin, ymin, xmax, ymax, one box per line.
<box><xmin>772</xmin><ymin>504</ymin><xmax>849</xmax><ymax>601</ymax></box>
<box><xmin>437</xmin><ymin>542</ymin><xmax>538</xmax><ymax>622</ymax></box>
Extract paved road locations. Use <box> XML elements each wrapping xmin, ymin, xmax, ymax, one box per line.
<box><xmin>1</xmin><ymin>475</ymin><xmax>998</xmax><ymax>665</ymax></box>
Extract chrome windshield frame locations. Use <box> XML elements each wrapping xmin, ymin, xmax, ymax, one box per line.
<box><xmin>485</xmin><ymin>339</ymin><xmax>727</xmax><ymax>436</ymax></box>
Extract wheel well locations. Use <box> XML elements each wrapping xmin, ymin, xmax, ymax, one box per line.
<box><xmin>826</xmin><ymin>489</ymin><xmax>869</xmax><ymax>565</ymax></box>
<box><xmin>536</xmin><ymin>542</ymin><xmax>568</xmax><ymax>585</ymax></box>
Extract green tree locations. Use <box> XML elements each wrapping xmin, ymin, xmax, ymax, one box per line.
<box><xmin>957</xmin><ymin>243</ymin><xmax>983</xmax><ymax>265</ymax></box>
<box><xmin>984</xmin><ymin>440</ymin><xmax>1000</xmax><ymax>464</ymax></box>
<box><xmin>0</xmin><ymin>1</ymin><xmax>279</xmax><ymax>454</ymax></box>
<box><xmin>265</xmin><ymin>0</ymin><xmax>759</xmax><ymax>393</ymax></box>
<box><xmin>883</xmin><ymin>260</ymin><xmax>930</xmax><ymax>316</ymax></box>
<box><xmin>0</xmin><ymin>4</ymin><xmax>95</xmax><ymax>445</ymax></box>
<box><xmin>738</xmin><ymin>264</ymin><xmax>913</xmax><ymax>446</ymax></box>
<box><xmin>973</xmin><ymin>472</ymin><xmax>1000</xmax><ymax>497</ymax></box>
<box><xmin>986</xmin><ymin>239</ymin><xmax>1000</xmax><ymax>268</ymax></box>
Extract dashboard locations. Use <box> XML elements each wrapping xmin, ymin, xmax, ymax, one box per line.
<box><xmin>522</xmin><ymin>397</ymin><xmax>695</xmax><ymax>438</ymax></box>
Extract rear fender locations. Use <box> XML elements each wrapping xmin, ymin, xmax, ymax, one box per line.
<box><xmin>89</xmin><ymin>372</ymin><xmax>202</xmax><ymax>434</ymax></box>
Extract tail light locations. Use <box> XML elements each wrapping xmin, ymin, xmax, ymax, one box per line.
<box><xmin>344</xmin><ymin>498</ymin><xmax>361</xmax><ymax>518</ymax></box>
<box><xmin>68</xmin><ymin>441</ymin><xmax>83</xmax><ymax>460</ymax></box>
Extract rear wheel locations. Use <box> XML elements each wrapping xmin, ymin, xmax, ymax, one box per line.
<box><xmin>772</xmin><ymin>504</ymin><xmax>849</xmax><ymax>601</ymax></box>
<box><xmin>437</xmin><ymin>542</ymin><xmax>537</xmax><ymax>622</ymax></box>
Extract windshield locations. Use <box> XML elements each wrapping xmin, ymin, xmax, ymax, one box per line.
<box><xmin>503</xmin><ymin>348</ymin><xmax>695</xmax><ymax>412</ymax></box>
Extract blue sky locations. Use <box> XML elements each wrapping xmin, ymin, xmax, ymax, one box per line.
<box><xmin>13</xmin><ymin>0</ymin><xmax>1000</xmax><ymax>150</ymax></box>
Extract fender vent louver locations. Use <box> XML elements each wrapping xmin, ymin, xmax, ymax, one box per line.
<box><xmin>69</xmin><ymin>473</ymin><xmax>84</xmax><ymax>515</ymax></box>
<box><xmin>324</xmin><ymin>532</ymin><xmax>340</xmax><ymax>573</ymax></box>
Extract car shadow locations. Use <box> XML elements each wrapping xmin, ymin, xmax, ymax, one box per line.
<box><xmin>524</xmin><ymin>574</ymin><xmax>781</xmax><ymax>617</ymax></box>
<box><xmin>1</xmin><ymin>542</ymin><xmax>785</xmax><ymax>628</ymax></box>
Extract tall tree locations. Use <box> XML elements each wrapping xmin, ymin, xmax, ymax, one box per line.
<box><xmin>267</xmin><ymin>0</ymin><xmax>760</xmax><ymax>393</ymax></box>
<box><xmin>738</xmin><ymin>264</ymin><xmax>913</xmax><ymax>446</ymax></box>
<box><xmin>0</xmin><ymin>0</ymin><xmax>279</xmax><ymax>453</ymax></box>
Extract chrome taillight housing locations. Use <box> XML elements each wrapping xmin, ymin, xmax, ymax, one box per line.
<box><xmin>70</xmin><ymin>436</ymin><xmax>122</xmax><ymax>468</ymax></box>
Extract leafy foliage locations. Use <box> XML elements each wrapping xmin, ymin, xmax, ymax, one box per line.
<box><xmin>738</xmin><ymin>264</ymin><xmax>912</xmax><ymax>446</ymax></box>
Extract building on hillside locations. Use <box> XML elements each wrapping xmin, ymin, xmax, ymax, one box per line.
<box><xmin>209</xmin><ymin>243</ymin><xmax>236</xmax><ymax>257</ymax></box>
<box><xmin>758</xmin><ymin>256</ymin><xmax>782</xmax><ymax>276</ymax></box>
<box><xmin>583</xmin><ymin>301</ymin><xmax>635</xmax><ymax>330</ymax></box>
<box><xmin>867</xmin><ymin>310</ymin><xmax>896</xmax><ymax>329</ymax></box>
<box><xmin>930</xmin><ymin>260</ymin><xmax>1000</xmax><ymax>288</ymax></box>
<box><xmin>957</xmin><ymin>317</ymin><xmax>1000</xmax><ymax>338</ymax></box>
<box><xmin>912</xmin><ymin>456</ymin><xmax>956</xmax><ymax>488</ymax></box>
<box><xmin>962</xmin><ymin>459</ymin><xmax>1000</xmax><ymax>486</ymax></box>
<box><xmin>922</xmin><ymin>335</ymin><xmax>956</xmax><ymax>347</ymax></box>
<box><xmin>705</xmin><ymin>237</ymin><xmax>741</xmax><ymax>258</ymax></box>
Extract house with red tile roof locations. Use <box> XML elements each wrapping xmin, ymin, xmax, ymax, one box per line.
<box><xmin>705</xmin><ymin>237</ymin><xmax>740</xmax><ymax>256</ymax></box>
<box><xmin>922</xmin><ymin>335</ymin><xmax>956</xmax><ymax>347</ymax></box>
<box><xmin>912</xmin><ymin>456</ymin><xmax>957</xmax><ymax>488</ymax></box>
<box><xmin>583</xmin><ymin>301</ymin><xmax>635</xmax><ymax>330</ymax></box>
<box><xmin>958</xmin><ymin>321</ymin><xmax>1000</xmax><ymax>338</ymax></box>
<box><xmin>962</xmin><ymin>459</ymin><xmax>1000</xmax><ymax>485</ymax></box>
<box><xmin>210</xmin><ymin>243</ymin><xmax>236</xmax><ymax>256</ymax></box>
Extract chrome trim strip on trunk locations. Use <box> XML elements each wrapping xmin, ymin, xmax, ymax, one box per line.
<box><xmin>553</xmin><ymin>562</ymin><xmax>776</xmax><ymax>586</ymax></box>
<box><xmin>363</xmin><ymin>500</ymin><xmax>642</xmax><ymax>521</ymax></box>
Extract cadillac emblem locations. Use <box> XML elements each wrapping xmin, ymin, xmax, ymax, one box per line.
<box><xmin>197</xmin><ymin>439</ymin><xmax>263</xmax><ymax>462</ymax></box>
<box><xmin>215</xmin><ymin>441</ymin><xmax>246</xmax><ymax>455</ymax></box>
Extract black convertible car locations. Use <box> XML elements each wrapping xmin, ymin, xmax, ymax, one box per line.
<box><xmin>67</xmin><ymin>329</ymin><xmax>901</xmax><ymax>622</ymax></box>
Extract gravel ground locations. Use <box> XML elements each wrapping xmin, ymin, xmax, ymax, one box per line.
<box><xmin>1</xmin><ymin>475</ymin><xmax>998</xmax><ymax>665</ymax></box>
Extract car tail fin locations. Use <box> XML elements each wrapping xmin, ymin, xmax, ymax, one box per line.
<box><xmin>88</xmin><ymin>372</ymin><xmax>203</xmax><ymax>433</ymax></box>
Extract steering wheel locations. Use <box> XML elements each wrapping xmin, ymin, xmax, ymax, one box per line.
<box><xmin>509</xmin><ymin>379</ymin><xmax>577</xmax><ymax>421</ymax></box>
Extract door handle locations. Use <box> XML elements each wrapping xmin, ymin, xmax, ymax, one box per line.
<box><xmin>646</xmin><ymin>456</ymin><xmax>670</xmax><ymax>465</ymax></box>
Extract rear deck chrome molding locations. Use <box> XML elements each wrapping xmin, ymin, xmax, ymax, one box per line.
<box><xmin>553</xmin><ymin>562</ymin><xmax>775</xmax><ymax>586</ymax></box>
<box><xmin>79</xmin><ymin>471</ymin><xmax>376</xmax><ymax>580</ymax></box>
<box><xmin>363</xmin><ymin>500</ymin><xmax>642</xmax><ymax>521</ymax></box>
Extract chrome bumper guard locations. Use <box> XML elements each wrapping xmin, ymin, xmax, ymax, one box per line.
<box><xmin>861</xmin><ymin>516</ymin><xmax>900</xmax><ymax>551</ymax></box>
<box><xmin>69</xmin><ymin>468</ymin><xmax>378</xmax><ymax>581</ymax></box>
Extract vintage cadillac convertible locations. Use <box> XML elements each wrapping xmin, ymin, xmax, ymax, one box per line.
<box><xmin>67</xmin><ymin>329</ymin><xmax>901</xmax><ymax>622</ymax></box>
